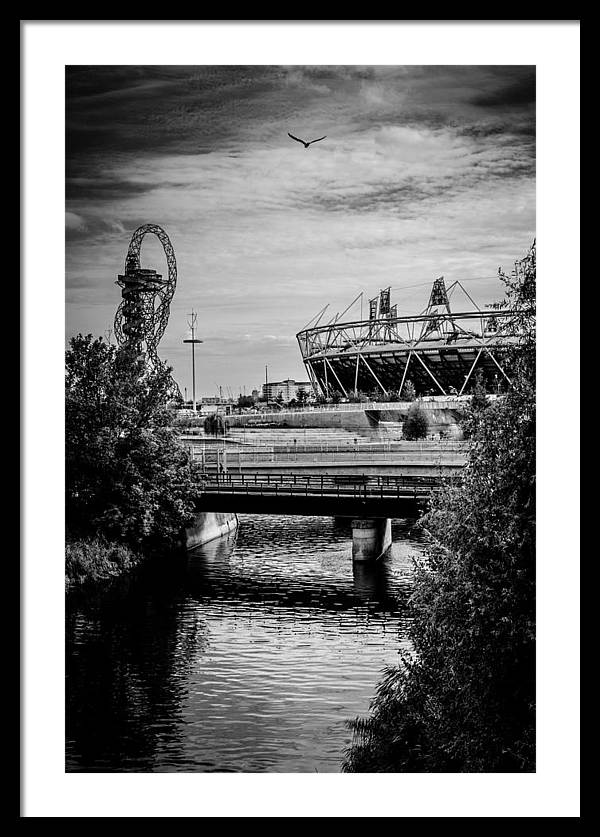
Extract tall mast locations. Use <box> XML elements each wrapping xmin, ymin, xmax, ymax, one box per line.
<box><xmin>183</xmin><ymin>310</ymin><xmax>203</xmax><ymax>412</ymax></box>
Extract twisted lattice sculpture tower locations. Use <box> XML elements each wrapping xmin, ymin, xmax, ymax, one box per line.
<box><xmin>114</xmin><ymin>224</ymin><xmax>177</xmax><ymax>368</ymax></box>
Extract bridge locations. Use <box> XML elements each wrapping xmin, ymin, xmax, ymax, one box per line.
<box><xmin>191</xmin><ymin>466</ymin><xmax>459</xmax><ymax>562</ymax></box>
<box><xmin>184</xmin><ymin>432</ymin><xmax>467</xmax><ymax>561</ymax></box>
<box><xmin>195</xmin><ymin>472</ymin><xmax>443</xmax><ymax>517</ymax></box>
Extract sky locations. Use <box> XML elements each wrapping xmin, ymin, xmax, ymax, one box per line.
<box><xmin>65</xmin><ymin>65</ymin><xmax>535</xmax><ymax>398</ymax></box>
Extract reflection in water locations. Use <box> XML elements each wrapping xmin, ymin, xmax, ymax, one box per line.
<box><xmin>66</xmin><ymin>514</ymin><xmax>424</xmax><ymax>773</ymax></box>
<box><xmin>352</xmin><ymin>560</ymin><xmax>394</xmax><ymax>601</ymax></box>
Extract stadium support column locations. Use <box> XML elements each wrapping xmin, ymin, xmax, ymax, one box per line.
<box><xmin>351</xmin><ymin>518</ymin><xmax>392</xmax><ymax>562</ymax></box>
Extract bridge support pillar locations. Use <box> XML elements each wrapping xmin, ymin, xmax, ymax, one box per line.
<box><xmin>351</xmin><ymin>518</ymin><xmax>392</xmax><ymax>562</ymax></box>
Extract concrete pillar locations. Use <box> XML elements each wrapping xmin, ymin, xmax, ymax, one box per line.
<box><xmin>351</xmin><ymin>518</ymin><xmax>392</xmax><ymax>562</ymax></box>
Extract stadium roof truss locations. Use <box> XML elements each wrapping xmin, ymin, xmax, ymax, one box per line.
<box><xmin>296</xmin><ymin>278</ymin><xmax>520</xmax><ymax>398</ymax></box>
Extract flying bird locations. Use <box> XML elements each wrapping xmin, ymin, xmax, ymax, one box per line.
<box><xmin>288</xmin><ymin>132</ymin><xmax>327</xmax><ymax>149</ymax></box>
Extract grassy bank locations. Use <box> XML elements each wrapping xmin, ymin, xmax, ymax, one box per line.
<box><xmin>65</xmin><ymin>537</ymin><xmax>141</xmax><ymax>592</ymax></box>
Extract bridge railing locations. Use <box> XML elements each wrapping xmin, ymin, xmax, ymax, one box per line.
<box><xmin>189</xmin><ymin>448</ymin><xmax>468</xmax><ymax>468</ymax></box>
<box><xmin>181</xmin><ymin>433</ymin><xmax>468</xmax><ymax>449</ymax></box>
<box><xmin>201</xmin><ymin>479</ymin><xmax>424</xmax><ymax>501</ymax></box>
<box><xmin>198</xmin><ymin>471</ymin><xmax>459</xmax><ymax>500</ymax></box>
<box><xmin>205</xmin><ymin>472</ymin><xmax>448</xmax><ymax>486</ymax></box>
<box><xmin>186</xmin><ymin>439</ymin><xmax>468</xmax><ymax>455</ymax></box>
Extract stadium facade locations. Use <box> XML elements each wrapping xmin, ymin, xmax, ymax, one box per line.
<box><xmin>296</xmin><ymin>277</ymin><xmax>520</xmax><ymax>399</ymax></box>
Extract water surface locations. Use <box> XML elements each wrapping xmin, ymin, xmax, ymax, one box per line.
<box><xmin>66</xmin><ymin>514</ymin><xmax>424</xmax><ymax>772</ymax></box>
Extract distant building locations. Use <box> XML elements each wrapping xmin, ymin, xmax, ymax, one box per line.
<box><xmin>262</xmin><ymin>379</ymin><xmax>313</xmax><ymax>403</ymax></box>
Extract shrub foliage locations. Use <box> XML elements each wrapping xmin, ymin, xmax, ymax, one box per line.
<box><xmin>401</xmin><ymin>380</ymin><xmax>416</xmax><ymax>402</ymax></box>
<box><xmin>204</xmin><ymin>412</ymin><xmax>228</xmax><ymax>435</ymax></box>
<box><xmin>65</xmin><ymin>537</ymin><xmax>141</xmax><ymax>590</ymax></box>
<box><xmin>403</xmin><ymin>403</ymin><xmax>429</xmax><ymax>440</ymax></box>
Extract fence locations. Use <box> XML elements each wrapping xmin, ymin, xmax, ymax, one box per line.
<box><xmin>200</xmin><ymin>472</ymin><xmax>451</xmax><ymax>500</ymax></box>
<box><xmin>188</xmin><ymin>442</ymin><xmax>468</xmax><ymax>469</ymax></box>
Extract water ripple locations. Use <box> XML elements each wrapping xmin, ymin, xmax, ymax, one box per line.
<box><xmin>66</xmin><ymin>514</ymin><xmax>424</xmax><ymax>773</ymax></box>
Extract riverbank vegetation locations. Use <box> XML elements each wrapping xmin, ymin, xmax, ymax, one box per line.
<box><xmin>65</xmin><ymin>537</ymin><xmax>141</xmax><ymax>590</ymax></box>
<box><xmin>344</xmin><ymin>242</ymin><xmax>536</xmax><ymax>773</ymax></box>
<box><xmin>65</xmin><ymin>337</ymin><xmax>201</xmax><ymax>590</ymax></box>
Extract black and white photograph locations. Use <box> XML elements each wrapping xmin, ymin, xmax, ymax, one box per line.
<box><xmin>22</xmin><ymin>21</ymin><xmax>579</xmax><ymax>818</ymax></box>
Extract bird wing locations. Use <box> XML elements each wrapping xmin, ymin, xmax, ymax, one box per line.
<box><xmin>288</xmin><ymin>132</ymin><xmax>306</xmax><ymax>144</ymax></box>
<box><xmin>308</xmin><ymin>136</ymin><xmax>327</xmax><ymax>145</ymax></box>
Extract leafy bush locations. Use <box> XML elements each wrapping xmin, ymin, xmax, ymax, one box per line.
<box><xmin>349</xmin><ymin>390</ymin><xmax>370</xmax><ymax>403</ymax></box>
<box><xmin>65</xmin><ymin>537</ymin><xmax>141</xmax><ymax>590</ymax></box>
<box><xmin>460</xmin><ymin>371</ymin><xmax>491</xmax><ymax>439</ymax></box>
<box><xmin>172</xmin><ymin>415</ymin><xmax>204</xmax><ymax>429</ymax></box>
<box><xmin>403</xmin><ymin>403</ymin><xmax>429</xmax><ymax>440</ymax></box>
<box><xmin>470</xmin><ymin>370</ymin><xmax>490</xmax><ymax>411</ymax></box>
<box><xmin>203</xmin><ymin>412</ymin><xmax>228</xmax><ymax>435</ymax></box>
<box><xmin>401</xmin><ymin>380</ymin><xmax>416</xmax><ymax>401</ymax></box>
<box><xmin>344</xmin><ymin>243</ymin><xmax>536</xmax><ymax>773</ymax></box>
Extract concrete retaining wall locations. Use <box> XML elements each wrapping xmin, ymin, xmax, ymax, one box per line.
<box><xmin>184</xmin><ymin>511</ymin><xmax>238</xmax><ymax>549</ymax></box>
<box><xmin>227</xmin><ymin>410</ymin><xmax>376</xmax><ymax>429</ymax></box>
<box><xmin>226</xmin><ymin>402</ymin><xmax>468</xmax><ymax>437</ymax></box>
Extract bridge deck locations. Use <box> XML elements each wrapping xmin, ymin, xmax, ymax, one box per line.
<box><xmin>195</xmin><ymin>472</ymin><xmax>454</xmax><ymax>517</ymax></box>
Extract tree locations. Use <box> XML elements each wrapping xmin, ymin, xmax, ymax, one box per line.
<box><xmin>403</xmin><ymin>402</ymin><xmax>429</xmax><ymax>440</ymax></box>
<box><xmin>460</xmin><ymin>370</ymin><xmax>490</xmax><ymax>439</ymax></box>
<box><xmin>65</xmin><ymin>335</ymin><xmax>200</xmax><ymax>554</ymax></box>
<box><xmin>344</xmin><ymin>242</ymin><xmax>536</xmax><ymax>773</ymax></box>
<box><xmin>203</xmin><ymin>412</ymin><xmax>227</xmax><ymax>436</ymax></box>
<box><xmin>401</xmin><ymin>380</ymin><xmax>416</xmax><ymax>402</ymax></box>
<box><xmin>296</xmin><ymin>387</ymin><xmax>308</xmax><ymax>406</ymax></box>
<box><xmin>470</xmin><ymin>370</ymin><xmax>489</xmax><ymax>412</ymax></box>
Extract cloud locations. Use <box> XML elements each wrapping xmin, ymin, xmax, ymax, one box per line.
<box><xmin>470</xmin><ymin>71</ymin><xmax>535</xmax><ymax>108</ymax></box>
<box><xmin>66</xmin><ymin>212</ymin><xmax>127</xmax><ymax>242</ymax></box>
<box><xmin>66</xmin><ymin>177</ymin><xmax>158</xmax><ymax>202</ymax></box>
<box><xmin>65</xmin><ymin>65</ymin><xmax>535</xmax><ymax>393</ymax></box>
<box><xmin>282</xmin><ymin>68</ymin><xmax>331</xmax><ymax>96</ymax></box>
<box><xmin>65</xmin><ymin>211</ymin><xmax>87</xmax><ymax>237</ymax></box>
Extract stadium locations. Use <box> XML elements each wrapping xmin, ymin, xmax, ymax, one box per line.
<box><xmin>296</xmin><ymin>277</ymin><xmax>520</xmax><ymax>399</ymax></box>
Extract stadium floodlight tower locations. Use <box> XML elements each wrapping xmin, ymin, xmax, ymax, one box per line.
<box><xmin>114</xmin><ymin>224</ymin><xmax>180</xmax><ymax>393</ymax></box>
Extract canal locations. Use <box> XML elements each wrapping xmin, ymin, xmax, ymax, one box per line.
<box><xmin>66</xmin><ymin>513</ymin><xmax>425</xmax><ymax>773</ymax></box>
